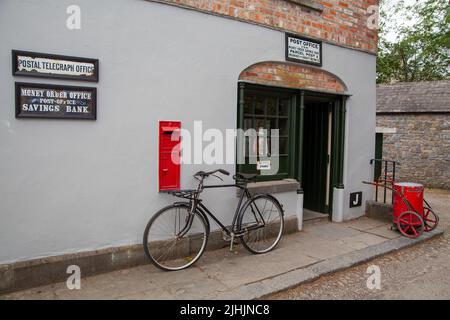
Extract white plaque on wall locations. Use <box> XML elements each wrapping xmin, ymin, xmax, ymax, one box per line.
<box><xmin>286</xmin><ymin>34</ymin><xmax>322</xmax><ymax>66</ymax></box>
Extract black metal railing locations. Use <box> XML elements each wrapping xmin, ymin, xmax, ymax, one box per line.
<box><xmin>370</xmin><ymin>159</ymin><xmax>399</xmax><ymax>204</ymax></box>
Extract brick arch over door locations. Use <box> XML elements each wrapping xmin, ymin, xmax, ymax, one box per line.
<box><xmin>239</xmin><ymin>61</ymin><xmax>348</xmax><ymax>94</ymax></box>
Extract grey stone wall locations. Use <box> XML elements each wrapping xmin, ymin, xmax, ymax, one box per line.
<box><xmin>377</xmin><ymin>114</ymin><xmax>450</xmax><ymax>189</ymax></box>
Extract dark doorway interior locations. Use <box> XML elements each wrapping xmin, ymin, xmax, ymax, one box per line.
<box><xmin>302</xmin><ymin>99</ymin><xmax>332</xmax><ymax>214</ymax></box>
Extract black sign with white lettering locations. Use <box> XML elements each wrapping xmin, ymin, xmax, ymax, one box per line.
<box><xmin>15</xmin><ymin>82</ymin><xmax>97</xmax><ymax>120</ymax></box>
<box><xmin>350</xmin><ymin>192</ymin><xmax>363</xmax><ymax>208</ymax></box>
<box><xmin>285</xmin><ymin>34</ymin><xmax>322</xmax><ymax>66</ymax></box>
<box><xmin>12</xmin><ymin>50</ymin><xmax>99</xmax><ymax>82</ymax></box>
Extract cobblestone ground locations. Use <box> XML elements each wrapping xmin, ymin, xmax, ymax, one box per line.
<box><xmin>267</xmin><ymin>189</ymin><xmax>450</xmax><ymax>300</ymax></box>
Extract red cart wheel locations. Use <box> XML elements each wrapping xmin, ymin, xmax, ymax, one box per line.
<box><xmin>423</xmin><ymin>207</ymin><xmax>439</xmax><ymax>232</ymax></box>
<box><xmin>397</xmin><ymin>211</ymin><xmax>424</xmax><ymax>239</ymax></box>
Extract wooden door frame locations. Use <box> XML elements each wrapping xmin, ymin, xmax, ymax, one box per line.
<box><xmin>237</xmin><ymin>82</ymin><xmax>348</xmax><ymax>217</ymax></box>
<box><xmin>297</xmin><ymin>93</ymin><xmax>347</xmax><ymax>217</ymax></box>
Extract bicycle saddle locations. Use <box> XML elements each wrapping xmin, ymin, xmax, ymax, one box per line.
<box><xmin>233</xmin><ymin>173</ymin><xmax>258</xmax><ymax>183</ymax></box>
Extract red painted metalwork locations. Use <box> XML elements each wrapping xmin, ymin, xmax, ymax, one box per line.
<box><xmin>159</xmin><ymin>121</ymin><xmax>181</xmax><ymax>191</ymax></box>
<box><xmin>393</xmin><ymin>182</ymin><xmax>424</xmax><ymax>224</ymax></box>
<box><xmin>423</xmin><ymin>206</ymin><xmax>439</xmax><ymax>232</ymax></box>
<box><xmin>397</xmin><ymin>211</ymin><xmax>424</xmax><ymax>239</ymax></box>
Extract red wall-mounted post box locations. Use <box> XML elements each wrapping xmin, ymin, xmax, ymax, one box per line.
<box><xmin>159</xmin><ymin>121</ymin><xmax>181</xmax><ymax>191</ymax></box>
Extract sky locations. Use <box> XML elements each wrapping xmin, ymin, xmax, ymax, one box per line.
<box><xmin>383</xmin><ymin>0</ymin><xmax>423</xmax><ymax>42</ymax></box>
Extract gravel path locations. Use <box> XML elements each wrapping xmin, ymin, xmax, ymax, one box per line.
<box><xmin>267</xmin><ymin>189</ymin><xmax>450</xmax><ymax>300</ymax></box>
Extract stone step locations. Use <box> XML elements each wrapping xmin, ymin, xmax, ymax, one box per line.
<box><xmin>303</xmin><ymin>209</ymin><xmax>330</xmax><ymax>225</ymax></box>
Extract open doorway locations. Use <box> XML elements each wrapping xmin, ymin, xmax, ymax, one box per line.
<box><xmin>301</xmin><ymin>96</ymin><xmax>334</xmax><ymax>216</ymax></box>
<box><xmin>237</xmin><ymin>83</ymin><xmax>346</xmax><ymax>218</ymax></box>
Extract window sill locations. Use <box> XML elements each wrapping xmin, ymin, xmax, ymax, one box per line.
<box><xmin>287</xmin><ymin>0</ymin><xmax>324</xmax><ymax>12</ymax></box>
<box><xmin>237</xmin><ymin>179</ymin><xmax>300</xmax><ymax>197</ymax></box>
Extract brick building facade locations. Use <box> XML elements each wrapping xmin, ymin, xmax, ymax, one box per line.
<box><xmin>239</xmin><ymin>61</ymin><xmax>348</xmax><ymax>93</ymax></box>
<box><xmin>377</xmin><ymin>81</ymin><xmax>450</xmax><ymax>190</ymax></box>
<box><xmin>150</xmin><ymin>0</ymin><xmax>378</xmax><ymax>53</ymax></box>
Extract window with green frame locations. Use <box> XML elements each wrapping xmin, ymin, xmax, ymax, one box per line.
<box><xmin>237</xmin><ymin>85</ymin><xmax>297</xmax><ymax>181</ymax></box>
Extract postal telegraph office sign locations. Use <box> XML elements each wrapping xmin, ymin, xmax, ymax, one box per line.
<box><xmin>285</xmin><ymin>34</ymin><xmax>322</xmax><ymax>66</ymax></box>
<box><xmin>15</xmin><ymin>82</ymin><xmax>97</xmax><ymax>120</ymax></box>
<box><xmin>12</xmin><ymin>50</ymin><xmax>99</xmax><ymax>82</ymax></box>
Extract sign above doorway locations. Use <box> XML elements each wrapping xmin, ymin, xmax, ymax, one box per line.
<box><xmin>285</xmin><ymin>34</ymin><xmax>322</xmax><ymax>67</ymax></box>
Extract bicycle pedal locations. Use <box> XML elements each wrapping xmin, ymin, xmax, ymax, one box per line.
<box><xmin>222</xmin><ymin>231</ymin><xmax>232</xmax><ymax>242</ymax></box>
<box><xmin>229</xmin><ymin>233</ymin><xmax>236</xmax><ymax>251</ymax></box>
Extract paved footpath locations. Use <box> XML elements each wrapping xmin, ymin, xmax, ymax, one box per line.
<box><xmin>1</xmin><ymin>191</ymin><xmax>445</xmax><ymax>300</ymax></box>
<box><xmin>267</xmin><ymin>189</ymin><xmax>450</xmax><ymax>300</ymax></box>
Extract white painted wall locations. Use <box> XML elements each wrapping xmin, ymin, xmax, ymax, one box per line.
<box><xmin>0</xmin><ymin>0</ymin><xmax>375</xmax><ymax>264</ymax></box>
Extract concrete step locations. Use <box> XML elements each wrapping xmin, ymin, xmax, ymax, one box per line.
<box><xmin>303</xmin><ymin>209</ymin><xmax>330</xmax><ymax>225</ymax></box>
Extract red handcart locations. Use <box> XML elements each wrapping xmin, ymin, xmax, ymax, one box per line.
<box><xmin>363</xmin><ymin>181</ymin><xmax>439</xmax><ymax>238</ymax></box>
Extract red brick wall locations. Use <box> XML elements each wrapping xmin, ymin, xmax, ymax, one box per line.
<box><xmin>239</xmin><ymin>61</ymin><xmax>347</xmax><ymax>93</ymax></box>
<box><xmin>150</xmin><ymin>0</ymin><xmax>378</xmax><ymax>54</ymax></box>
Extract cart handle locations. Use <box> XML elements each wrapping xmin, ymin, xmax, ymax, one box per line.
<box><xmin>362</xmin><ymin>181</ymin><xmax>419</xmax><ymax>214</ymax></box>
<box><xmin>362</xmin><ymin>181</ymin><xmax>397</xmax><ymax>193</ymax></box>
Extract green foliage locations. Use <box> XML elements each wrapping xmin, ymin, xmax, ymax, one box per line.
<box><xmin>377</xmin><ymin>0</ymin><xmax>450</xmax><ymax>84</ymax></box>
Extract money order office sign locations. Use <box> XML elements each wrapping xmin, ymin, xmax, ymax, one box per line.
<box><xmin>15</xmin><ymin>83</ymin><xmax>97</xmax><ymax>120</ymax></box>
<box><xmin>285</xmin><ymin>34</ymin><xmax>322</xmax><ymax>67</ymax></box>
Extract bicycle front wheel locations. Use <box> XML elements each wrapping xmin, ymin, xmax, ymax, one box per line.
<box><xmin>143</xmin><ymin>204</ymin><xmax>209</xmax><ymax>271</ymax></box>
<box><xmin>238</xmin><ymin>195</ymin><xmax>284</xmax><ymax>254</ymax></box>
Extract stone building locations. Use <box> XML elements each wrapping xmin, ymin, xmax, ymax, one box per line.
<box><xmin>1</xmin><ymin>0</ymin><xmax>378</xmax><ymax>292</ymax></box>
<box><xmin>376</xmin><ymin>80</ymin><xmax>450</xmax><ymax>189</ymax></box>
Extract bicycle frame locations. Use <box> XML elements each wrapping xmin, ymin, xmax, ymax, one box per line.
<box><xmin>186</xmin><ymin>183</ymin><xmax>267</xmax><ymax>238</ymax></box>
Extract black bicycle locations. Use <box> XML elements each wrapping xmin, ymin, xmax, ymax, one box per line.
<box><xmin>143</xmin><ymin>169</ymin><xmax>285</xmax><ymax>271</ymax></box>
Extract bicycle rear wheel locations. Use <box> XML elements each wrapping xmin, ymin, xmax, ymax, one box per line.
<box><xmin>143</xmin><ymin>204</ymin><xmax>209</xmax><ymax>271</ymax></box>
<box><xmin>238</xmin><ymin>195</ymin><xmax>284</xmax><ymax>254</ymax></box>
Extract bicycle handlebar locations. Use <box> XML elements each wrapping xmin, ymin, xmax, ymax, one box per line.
<box><xmin>194</xmin><ymin>169</ymin><xmax>230</xmax><ymax>179</ymax></box>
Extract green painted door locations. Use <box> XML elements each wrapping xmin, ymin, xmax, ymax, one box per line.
<box><xmin>302</xmin><ymin>102</ymin><xmax>330</xmax><ymax>214</ymax></box>
<box><xmin>374</xmin><ymin>133</ymin><xmax>383</xmax><ymax>180</ymax></box>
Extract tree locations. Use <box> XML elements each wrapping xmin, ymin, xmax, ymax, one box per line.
<box><xmin>377</xmin><ymin>0</ymin><xmax>450</xmax><ymax>83</ymax></box>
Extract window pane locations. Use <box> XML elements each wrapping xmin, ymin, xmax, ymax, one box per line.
<box><xmin>278</xmin><ymin>157</ymin><xmax>289</xmax><ymax>175</ymax></box>
<box><xmin>255</xmin><ymin>119</ymin><xmax>267</xmax><ymax>130</ymax></box>
<box><xmin>268</xmin><ymin>118</ymin><xmax>277</xmax><ymax>131</ymax></box>
<box><xmin>245</xmin><ymin>136</ymin><xmax>258</xmax><ymax>157</ymax></box>
<box><xmin>258</xmin><ymin>135</ymin><xmax>269</xmax><ymax>156</ymax></box>
<box><xmin>244</xmin><ymin>96</ymin><xmax>252</xmax><ymax>114</ymax></box>
<box><xmin>267</xmin><ymin>97</ymin><xmax>277</xmax><ymax>116</ymax></box>
<box><xmin>279</xmin><ymin>99</ymin><xmax>289</xmax><ymax>116</ymax></box>
<box><xmin>244</xmin><ymin>118</ymin><xmax>253</xmax><ymax>130</ymax></box>
<box><xmin>279</xmin><ymin>137</ymin><xmax>289</xmax><ymax>154</ymax></box>
<box><xmin>278</xmin><ymin>118</ymin><xmax>289</xmax><ymax>136</ymax></box>
<box><xmin>254</xmin><ymin>97</ymin><xmax>265</xmax><ymax>115</ymax></box>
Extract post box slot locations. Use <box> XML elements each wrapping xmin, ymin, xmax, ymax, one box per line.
<box><xmin>162</xmin><ymin>127</ymin><xmax>180</xmax><ymax>133</ymax></box>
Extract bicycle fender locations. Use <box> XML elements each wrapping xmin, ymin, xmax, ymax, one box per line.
<box><xmin>173</xmin><ymin>201</ymin><xmax>190</xmax><ymax>208</ymax></box>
